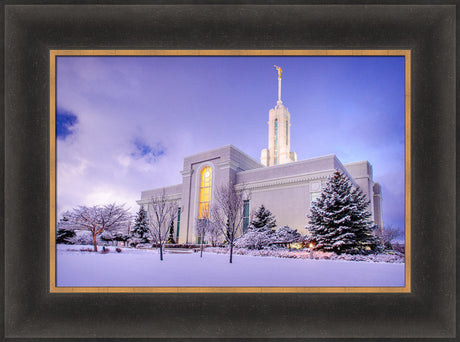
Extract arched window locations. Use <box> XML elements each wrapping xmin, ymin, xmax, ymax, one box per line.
<box><xmin>198</xmin><ymin>166</ymin><xmax>212</xmax><ymax>218</ymax></box>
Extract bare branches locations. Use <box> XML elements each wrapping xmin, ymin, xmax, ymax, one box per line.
<box><xmin>60</xmin><ymin>203</ymin><xmax>131</xmax><ymax>252</ymax></box>
<box><xmin>376</xmin><ymin>225</ymin><xmax>404</xmax><ymax>250</ymax></box>
<box><xmin>147</xmin><ymin>190</ymin><xmax>179</xmax><ymax>260</ymax></box>
<box><xmin>211</xmin><ymin>182</ymin><xmax>249</xmax><ymax>263</ymax></box>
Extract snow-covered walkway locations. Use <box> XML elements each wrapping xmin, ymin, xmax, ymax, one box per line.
<box><xmin>56</xmin><ymin>245</ymin><xmax>405</xmax><ymax>287</ymax></box>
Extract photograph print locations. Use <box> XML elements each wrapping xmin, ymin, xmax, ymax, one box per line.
<box><xmin>53</xmin><ymin>52</ymin><xmax>408</xmax><ymax>291</ymax></box>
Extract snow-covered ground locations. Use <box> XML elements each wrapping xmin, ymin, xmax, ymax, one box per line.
<box><xmin>56</xmin><ymin>245</ymin><xmax>405</xmax><ymax>287</ymax></box>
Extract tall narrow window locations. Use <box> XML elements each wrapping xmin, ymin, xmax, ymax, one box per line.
<box><xmin>274</xmin><ymin>119</ymin><xmax>278</xmax><ymax>165</ymax></box>
<box><xmin>286</xmin><ymin>120</ymin><xmax>289</xmax><ymax>146</ymax></box>
<box><xmin>176</xmin><ymin>207</ymin><xmax>181</xmax><ymax>240</ymax></box>
<box><xmin>243</xmin><ymin>200</ymin><xmax>250</xmax><ymax>233</ymax></box>
<box><xmin>198</xmin><ymin>166</ymin><xmax>212</xmax><ymax>218</ymax></box>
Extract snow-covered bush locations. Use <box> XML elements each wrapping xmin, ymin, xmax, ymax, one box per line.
<box><xmin>235</xmin><ymin>226</ymin><xmax>274</xmax><ymax>250</ymax></box>
<box><xmin>100</xmin><ymin>231</ymin><xmax>114</xmax><ymax>242</ymax></box>
<box><xmin>68</xmin><ymin>231</ymin><xmax>94</xmax><ymax>245</ymax></box>
<box><xmin>273</xmin><ymin>226</ymin><xmax>301</xmax><ymax>245</ymax></box>
<box><xmin>204</xmin><ymin>246</ymin><xmax>404</xmax><ymax>263</ymax></box>
<box><xmin>128</xmin><ymin>237</ymin><xmax>147</xmax><ymax>247</ymax></box>
<box><xmin>136</xmin><ymin>243</ymin><xmax>153</xmax><ymax>249</ymax></box>
<box><xmin>100</xmin><ymin>246</ymin><xmax>110</xmax><ymax>254</ymax></box>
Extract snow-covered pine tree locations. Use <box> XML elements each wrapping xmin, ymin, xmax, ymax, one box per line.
<box><xmin>307</xmin><ymin>171</ymin><xmax>380</xmax><ymax>254</ymax></box>
<box><xmin>249</xmin><ymin>204</ymin><xmax>277</xmax><ymax>230</ymax></box>
<box><xmin>56</xmin><ymin>215</ymin><xmax>76</xmax><ymax>244</ymax></box>
<box><xmin>167</xmin><ymin>220</ymin><xmax>176</xmax><ymax>244</ymax></box>
<box><xmin>131</xmin><ymin>206</ymin><xmax>150</xmax><ymax>244</ymax></box>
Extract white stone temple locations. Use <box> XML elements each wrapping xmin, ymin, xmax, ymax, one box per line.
<box><xmin>138</xmin><ymin>66</ymin><xmax>383</xmax><ymax>243</ymax></box>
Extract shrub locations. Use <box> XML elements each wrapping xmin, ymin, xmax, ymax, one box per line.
<box><xmin>116</xmin><ymin>248</ymin><xmax>122</xmax><ymax>253</ymax></box>
<box><xmin>136</xmin><ymin>243</ymin><xmax>152</xmax><ymax>249</ymax></box>
<box><xmin>56</xmin><ymin>228</ymin><xmax>76</xmax><ymax>244</ymax></box>
<box><xmin>69</xmin><ymin>231</ymin><xmax>94</xmax><ymax>245</ymax></box>
<box><xmin>156</xmin><ymin>243</ymin><xmax>204</xmax><ymax>249</ymax></box>
<box><xmin>100</xmin><ymin>247</ymin><xmax>110</xmax><ymax>254</ymax></box>
<box><xmin>234</xmin><ymin>227</ymin><xmax>274</xmax><ymax>250</ymax></box>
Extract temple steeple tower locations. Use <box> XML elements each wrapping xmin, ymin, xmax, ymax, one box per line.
<box><xmin>261</xmin><ymin>66</ymin><xmax>297</xmax><ymax>167</ymax></box>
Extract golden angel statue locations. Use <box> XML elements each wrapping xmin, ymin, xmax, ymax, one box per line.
<box><xmin>274</xmin><ymin>65</ymin><xmax>282</xmax><ymax>79</ymax></box>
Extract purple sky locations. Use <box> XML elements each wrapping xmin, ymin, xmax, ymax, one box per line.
<box><xmin>56</xmin><ymin>56</ymin><xmax>406</xmax><ymax>230</ymax></box>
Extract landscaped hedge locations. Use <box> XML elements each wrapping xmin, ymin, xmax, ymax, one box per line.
<box><xmin>150</xmin><ymin>243</ymin><xmax>210</xmax><ymax>249</ymax></box>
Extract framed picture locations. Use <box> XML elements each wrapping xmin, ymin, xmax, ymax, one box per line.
<box><xmin>3</xmin><ymin>3</ymin><xmax>456</xmax><ymax>340</ymax></box>
<box><xmin>50</xmin><ymin>50</ymin><xmax>410</xmax><ymax>293</ymax></box>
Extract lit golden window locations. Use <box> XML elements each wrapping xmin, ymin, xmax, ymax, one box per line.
<box><xmin>198</xmin><ymin>166</ymin><xmax>212</xmax><ymax>218</ymax></box>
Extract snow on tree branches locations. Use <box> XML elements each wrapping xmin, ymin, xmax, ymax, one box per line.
<box><xmin>235</xmin><ymin>226</ymin><xmax>273</xmax><ymax>250</ymax></box>
<box><xmin>58</xmin><ymin>203</ymin><xmax>131</xmax><ymax>252</ymax></box>
<box><xmin>307</xmin><ymin>171</ymin><xmax>380</xmax><ymax>254</ymax></box>
<box><xmin>273</xmin><ymin>226</ymin><xmax>301</xmax><ymax>245</ymax></box>
<box><xmin>167</xmin><ymin>220</ymin><xmax>176</xmax><ymax>244</ymax></box>
<box><xmin>249</xmin><ymin>204</ymin><xmax>277</xmax><ymax>230</ymax></box>
<box><xmin>56</xmin><ymin>216</ymin><xmax>76</xmax><ymax>244</ymax></box>
<box><xmin>235</xmin><ymin>225</ymin><xmax>301</xmax><ymax>250</ymax></box>
<box><xmin>130</xmin><ymin>206</ymin><xmax>150</xmax><ymax>246</ymax></box>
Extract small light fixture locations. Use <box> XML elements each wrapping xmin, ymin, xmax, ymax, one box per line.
<box><xmin>309</xmin><ymin>243</ymin><xmax>314</xmax><ymax>259</ymax></box>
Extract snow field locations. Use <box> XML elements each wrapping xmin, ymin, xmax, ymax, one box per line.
<box><xmin>57</xmin><ymin>245</ymin><xmax>405</xmax><ymax>287</ymax></box>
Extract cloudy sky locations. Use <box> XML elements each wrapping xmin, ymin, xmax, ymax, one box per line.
<box><xmin>56</xmin><ymin>55</ymin><xmax>406</xmax><ymax>230</ymax></box>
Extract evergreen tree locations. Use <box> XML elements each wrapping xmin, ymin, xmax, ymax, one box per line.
<box><xmin>167</xmin><ymin>220</ymin><xmax>176</xmax><ymax>244</ymax></box>
<box><xmin>307</xmin><ymin>171</ymin><xmax>380</xmax><ymax>254</ymax></box>
<box><xmin>249</xmin><ymin>204</ymin><xmax>277</xmax><ymax>230</ymax></box>
<box><xmin>56</xmin><ymin>216</ymin><xmax>76</xmax><ymax>244</ymax></box>
<box><xmin>131</xmin><ymin>206</ymin><xmax>150</xmax><ymax>244</ymax></box>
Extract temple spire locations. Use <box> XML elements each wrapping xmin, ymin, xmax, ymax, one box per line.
<box><xmin>274</xmin><ymin>65</ymin><xmax>282</xmax><ymax>106</ymax></box>
<box><xmin>261</xmin><ymin>66</ymin><xmax>297</xmax><ymax>167</ymax></box>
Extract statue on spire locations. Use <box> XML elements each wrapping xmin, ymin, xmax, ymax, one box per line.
<box><xmin>274</xmin><ymin>65</ymin><xmax>283</xmax><ymax>104</ymax></box>
<box><xmin>274</xmin><ymin>65</ymin><xmax>282</xmax><ymax>80</ymax></box>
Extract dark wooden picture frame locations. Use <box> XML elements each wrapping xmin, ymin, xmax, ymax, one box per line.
<box><xmin>3</xmin><ymin>2</ymin><xmax>456</xmax><ymax>340</ymax></box>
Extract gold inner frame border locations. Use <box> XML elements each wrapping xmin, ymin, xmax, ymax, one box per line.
<box><xmin>49</xmin><ymin>49</ymin><xmax>411</xmax><ymax>293</ymax></box>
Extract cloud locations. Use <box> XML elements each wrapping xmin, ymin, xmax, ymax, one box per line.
<box><xmin>55</xmin><ymin>56</ymin><xmax>406</xmax><ymax>232</ymax></box>
<box><xmin>131</xmin><ymin>138</ymin><xmax>166</xmax><ymax>163</ymax></box>
<box><xmin>56</xmin><ymin>108</ymin><xmax>78</xmax><ymax>140</ymax></box>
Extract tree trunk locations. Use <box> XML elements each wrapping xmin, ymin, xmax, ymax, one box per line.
<box><xmin>93</xmin><ymin>233</ymin><xmax>98</xmax><ymax>252</ymax></box>
<box><xmin>229</xmin><ymin>241</ymin><xmax>233</xmax><ymax>264</ymax></box>
<box><xmin>200</xmin><ymin>235</ymin><xmax>204</xmax><ymax>258</ymax></box>
<box><xmin>159</xmin><ymin>244</ymin><xmax>163</xmax><ymax>261</ymax></box>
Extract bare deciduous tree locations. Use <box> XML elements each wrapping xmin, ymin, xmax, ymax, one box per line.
<box><xmin>211</xmin><ymin>182</ymin><xmax>249</xmax><ymax>263</ymax></box>
<box><xmin>147</xmin><ymin>190</ymin><xmax>179</xmax><ymax>261</ymax></box>
<box><xmin>207</xmin><ymin>220</ymin><xmax>223</xmax><ymax>247</ymax></box>
<box><xmin>376</xmin><ymin>225</ymin><xmax>403</xmax><ymax>250</ymax></box>
<box><xmin>194</xmin><ymin>216</ymin><xmax>209</xmax><ymax>258</ymax></box>
<box><xmin>194</xmin><ymin>206</ymin><xmax>223</xmax><ymax>257</ymax></box>
<box><xmin>60</xmin><ymin>203</ymin><xmax>131</xmax><ymax>252</ymax></box>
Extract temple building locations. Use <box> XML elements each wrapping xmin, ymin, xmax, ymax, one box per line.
<box><xmin>137</xmin><ymin>66</ymin><xmax>383</xmax><ymax>244</ymax></box>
